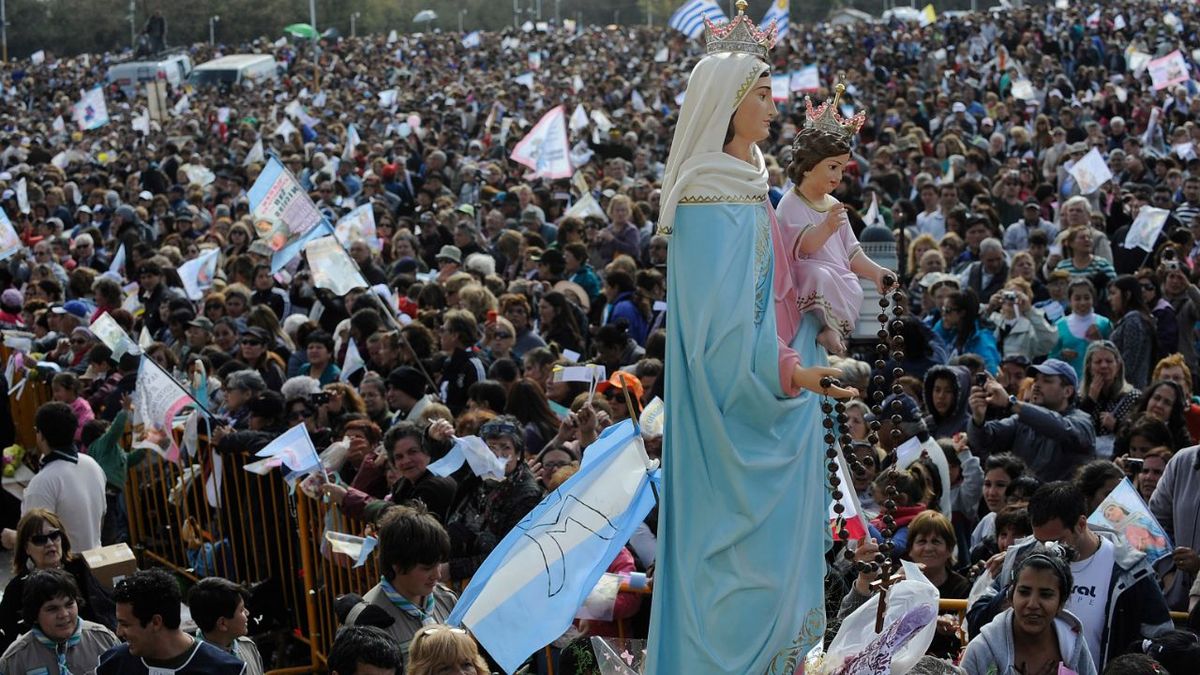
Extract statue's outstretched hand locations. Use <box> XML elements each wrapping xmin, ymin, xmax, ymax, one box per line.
<box><xmin>791</xmin><ymin>365</ymin><xmax>858</xmax><ymax>399</ymax></box>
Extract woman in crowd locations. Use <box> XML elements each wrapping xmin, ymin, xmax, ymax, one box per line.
<box><xmin>504</xmin><ymin>378</ymin><xmax>562</xmax><ymax>456</ymax></box>
<box><xmin>405</xmin><ymin>625</ymin><xmax>490</xmax><ymax>675</ymax></box>
<box><xmin>359</xmin><ymin>374</ymin><xmax>394</xmax><ymax>429</ymax></box>
<box><xmin>440</xmin><ymin>415</ymin><xmax>542</xmax><ymax>582</ymax></box>
<box><xmin>1129</xmin><ymin>380</ymin><xmax>1192</xmax><ymax>451</ymax></box>
<box><xmin>479</xmin><ymin>316</ymin><xmax>518</xmax><ymax>366</ymax></box>
<box><xmin>238</xmin><ymin>326</ymin><xmax>287</xmax><ymax>391</ymax></box>
<box><xmin>497</xmin><ymin>293</ymin><xmax>545</xmax><ymax>360</ymax></box>
<box><xmin>1076</xmin><ymin>460</ymin><xmax>1124</xmax><ymax>512</ymax></box>
<box><xmin>537</xmin><ymin>290</ymin><xmax>585</xmax><ymax>355</ymax></box>
<box><xmin>961</xmin><ymin>543</ymin><xmax>1097</xmax><ymax>675</ymax></box>
<box><xmin>0</xmin><ymin>509</ymin><xmax>116</xmax><ymax>654</ymax></box>
<box><xmin>1108</xmin><ymin>275</ymin><xmax>1157</xmax><ymax>388</ymax></box>
<box><xmin>933</xmin><ymin>288</ymin><xmax>1001</xmax><ymax>373</ymax></box>
<box><xmin>1136</xmin><ymin>269</ymin><xmax>1179</xmax><ymax>357</ymax></box>
<box><xmin>1055</xmin><ymin>226</ymin><xmax>1115</xmax><ymax>285</ymax></box>
<box><xmin>1049</xmin><ymin>278</ymin><xmax>1110</xmax><ymax>381</ymax></box>
<box><xmin>1079</xmin><ymin>341</ymin><xmax>1142</xmax><ymax>458</ymax></box>
<box><xmin>601</xmin><ymin>270</ymin><xmax>651</xmax><ymax>347</ymax></box>
<box><xmin>971</xmin><ymin>453</ymin><xmax>1028</xmax><ymax>550</ymax></box>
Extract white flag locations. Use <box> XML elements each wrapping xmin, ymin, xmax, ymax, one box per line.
<box><xmin>790</xmin><ymin>64</ymin><xmax>820</xmax><ymax>92</ymax></box>
<box><xmin>177</xmin><ymin>248</ymin><xmax>220</xmax><ymax>301</ymax></box>
<box><xmin>340</xmin><ymin>337</ymin><xmax>364</xmax><ymax>382</ymax></box>
<box><xmin>335</xmin><ymin>204</ymin><xmax>380</xmax><ymax>254</ymax></box>
<box><xmin>1068</xmin><ymin>148</ymin><xmax>1113</xmax><ymax>195</ymax></box>
<box><xmin>244</xmin><ymin>137</ymin><xmax>265</xmax><ymax>167</ymax></box>
<box><xmin>863</xmin><ymin>192</ymin><xmax>880</xmax><ymax>227</ymax></box>
<box><xmin>563</xmin><ymin>192</ymin><xmax>607</xmax><ymax>222</ymax></box>
<box><xmin>1125</xmin><ymin>206</ymin><xmax>1170</xmax><ymax>252</ymax></box>
<box><xmin>15</xmin><ymin>178</ymin><xmax>29</xmax><ymax>215</ymax></box>
<box><xmin>589</xmin><ymin>109</ymin><xmax>612</xmax><ymax>133</ymax></box>
<box><xmin>572</xmin><ymin>74</ymin><xmax>585</xmax><ymax>93</ymax></box>
<box><xmin>30</xmin><ymin>50</ymin><xmax>45</xmax><ymax>65</ymax></box>
<box><xmin>569</xmin><ymin>104</ymin><xmax>589</xmax><ymax>132</ymax></box>
<box><xmin>1011</xmin><ymin>79</ymin><xmax>1035</xmax><ymax>101</ymax></box>
<box><xmin>387</xmin><ymin>29</ymin><xmax>398</xmax><ymax>44</ymax></box>
<box><xmin>285</xmin><ymin>99</ymin><xmax>318</xmax><ymax>127</ymax></box>
<box><xmin>462</xmin><ymin>31</ymin><xmax>482</xmax><ymax>49</ymax></box>
<box><xmin>132</xmin><ymin>357</ymin><xmax>193</xmax><ymax>463</ymax></box>
<box><xmin>378</xmin><ymin>89</ymin><xmax>398</xmax><ymax>109</ymax></box>
<box><xmin>90</xmin><ymin>312</ymin><xmax>140</xmax><ymax>359</ymax></box>
<box><xmin>51</xmin><ymin>115</ymin><xmax>65</xmax><ymax>133</ymax></box>
<box><xmin>510</xmin><ymin>106</ymin><xmax>572</xmax><ymax>180</ymax></box>
<box><xmin>1086</xmin><ymin>8</ymin><xmax>1100</xmax><ymax>27</ymax></box>
<box><xmin>274</xmin><ymin>118</ymin><xmax>298</xmax><ymax>141</ymax></box>
<box><xmin>655</xmin><ymin>47</ymin><xmax>669</xmax><ymax>62</ymax></box>
<box><xmin>630</xmin><ymin>90</ymin><xmax>646</xmax><ymax>113</ymax></box>
<box><xmin>73</xmin><ymin>87</ymin><xmax>109</xmax><ymax>131</ymax></box>
<box><xmin>770</xmin><ymin>74</ymin><xmax>790</xmax><ymax>102</ymax></box>
<box><xmin>342</xmin><ymin>123</ymin><xmax>360</xmax><ymax>162</ymax></box>
<box><xmin>172</xmin><ymin>94</ymin><xmax>190</xmax><ymax>115</ymax></box>
<box><xmin>304</xmin><ymin>236</ymin><xmax>368</xmax><ymax>296</ymax></box>
<box><xmin>132</xmin><ymin>109</ymin><xmax>150</xmax><ymax>135</ymax></box>
<box><xmin>1126</xmin><ymin>48</ymin><xmax>1152</xmax><ymax>75</ymax></box>
<box><xmin>0</xmin><ymin>208</ymin><xmax>21</xmax><ymax>262</ymax></box>
<box><xmin>1113</xmin><ymin>14</ymin><xmax>1126</xmax><ymax>31</ymax></box>
<box><xmin>515</xmin><ymin>72</ymin><xmax>535</xmax><ymax>89</ymax></box>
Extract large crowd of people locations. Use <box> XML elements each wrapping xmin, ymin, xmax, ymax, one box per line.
<box><xmin>3</xmin><ymin>0</ymin><xmax>1200</xmax><ymax>672</ymax></box>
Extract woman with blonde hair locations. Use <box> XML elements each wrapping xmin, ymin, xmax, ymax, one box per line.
<box><xmin>1081</xmin><ymin>340</ymin><xmax>1142</xmax><ymax>458</ymax></box>
<box><xmin>906</xmin><ymin>233</ymin><xmax>938</xmax><ymax>277</ymax></box>
<box><xmin>405</xmin><ymin>625</ymin><xmax>489</xmax><ymax>675</ymax></box>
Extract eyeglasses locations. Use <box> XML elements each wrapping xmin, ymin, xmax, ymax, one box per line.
<box><xmin>1140</xmin><ymin>283</ymin><xmax>1156</xmax><ymax>291</ymax></box>
<box><xmin>494</xmin><ymin>332</ymin><xmax>513</xmax><ymax>340</ymax></box>
<box><xmin>289</xmin><ymin>409</ymin><xmax>312</xmax><ymax>420</ymax></box>
<box><xmin>30</xmin><ymin>530</ymin><xmax>63</xmax><ymax>546</ymax></box>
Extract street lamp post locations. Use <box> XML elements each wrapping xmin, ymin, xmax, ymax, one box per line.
<box><xmin>2</xmin><ymin>0</ymin><xmax>8</xmax><ymax>63</ymax></box>
<box><xmin>209</xmin><ymin>15</ymin><xmax>219</xmax><ymax>47</ymax></box>
<box><xmin>512</xmin><ymin>0</ymin><xmax>519</xmax><ymax>28</ymax></box>
<box><xmin>351</xmin><ymin>12</ymin><xmax>361</xmax><ymax>38</ymax></box>
<box><xmin>458</xmin><ymin>9</ymin><xmax>467</xmax><ymax>33</ymax></box>
<box><xmin>309</xmin><ymin>0</ymin><xmax>317</xmax><ymax>34</ymax></box>
<box><xmin>128</xmin><ymin>0</ymin><xmax>134</xmax><ymax>50</ymax></box>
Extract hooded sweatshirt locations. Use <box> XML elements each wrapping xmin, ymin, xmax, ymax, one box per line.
<box><xmin>923</xmin><ymin>364</ymin><xmax>972</xmax><ymax>440</ymax></box>
<box><xmin>960</xmin><ymin>607</ymin><xmax>1097</xmax><ymax>675</ymax></box>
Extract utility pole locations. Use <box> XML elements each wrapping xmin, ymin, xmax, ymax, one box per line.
<box><xmin>554</xmin><ymin>0</ymin><xmax>560</xmax><ymax>25</ymax></box>
<box><xmin>209</xmin><ymin>15</ymin><xmax>219</xmax><ymax>46</ymax></box>
<box><xmin>351</xmin><ymin>12</ymin><xmax>360</xmax><ymax>38</ymax></box>
<box><xmin>513</xmin><ymin>0</ymin><xmax>519</xmax><ymax>28</ymax></box>
<box><xmin>535</xmin><ymin>0</ymin><xmax>542</xmax><ymax>21</ymax></box>
<box><xmin>458</xmin><ymin>9</ymin><xmax>467</xmax><ymax>33</ymax></box>
<box><xmin>1</xmin><ymin>0</ymin><xmax>8</xmax><ymax>62</ymax></box>
<box><xmin>128</xmin><ymin>0</ymin><xmax>135</xmax><ymax>49</ymax></box>
<box><xmin>309</xmin><ymin>0</ymin><xmax>317</xmax><ymax>32</ymax></box>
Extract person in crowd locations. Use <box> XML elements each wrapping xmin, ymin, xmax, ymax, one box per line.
<box><xmin>188</xmin><ymin>577</ymin><xmax>264</xmax><ymax>675</ymax></box>
<box><xmin>1128</xmin><ymin>380</ymin><xmax>1193</xmax><ymax>450</ymax></box>
<box><xmin>436</xmin><ymin>309</ymin><xmax>486</xmax><ymax>416</ymax></box>
<box><xmin>327</xmin><ymin>625</ymin><xmax>401</xmax><ymax>675</ymax></box>
<box><xmin>934</xmin><ymin>289</ymin><xmax>1001</xmax><ymax>373</ymax></box>
<box><xmin>961</xmin><ymin>542</ymin><xmax>1097</xmax><ymax>675</ymax></box>
<box><xmin>98</xmin><ymin>569</ymin><xmax>246</xmax><ymax>674</ymax></box>
<box><xmin>1075</xmin><ymin>460</ymin><xmax>1124</xmax><ymax>512</ymax></box>
<box><xmin>968</xmin><ymin>360</ymin><xmax>1095</xmax><ymax>482</ymax></box>
<box><xmin>0</xmin><ymin>568</ymin><xmax>119</xmax><ymax>674</ymax></box>
<box><xmin>299</xmin><ymin>330</ymin><xmax>342</xmax><ymax>386</ymax></box>
<box><xmin>922</xmin><ymin>364</ymin><xmax>972</xmax><ymax>439</ymax></box>
<box><xmin>1149</xmin><ymin>437</ymin><xmax>1200</xmax><ymax>611</ymax></box>
<box><xmin>968</xmin><ymin>482</ymin><xmax>1172</xmax><ymax>670</ymax></box>
<box><xmin>1079</xmin><ymin>342</ymin><xmax>1143</xmax><ymax>458</ymax></box>
<box><xmin>1108</xmin><ymin>275</ymin><xmax>1158</xmax><ymax>389</ymax></box>
<box><xmin>0</xmin><ymin>509</ymin><xmax>116</xmax><ymax>653</ymax></box>
<box><xmin>343</xmin><ymin>505</ymin><xmax>457</xmax><ymax>666</ymax></box>
<box><xmin>1150</xmin><ymin>354</ymin><xmax>1200</xmax><ymax>440</ymax></box>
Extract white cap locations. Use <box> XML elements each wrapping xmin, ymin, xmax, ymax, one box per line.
<box><xmin>138</xmin><ymin>190</ymin><xmax>153</xmax><ymax>200</ymax></box>
<box><xmin>951</xmin><ymin>102</ymin><xmax>966</xmax><ymax>113</ymax></box>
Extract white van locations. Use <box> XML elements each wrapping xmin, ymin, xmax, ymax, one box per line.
<box><xmin>105</xmin><ymin>52</ymin><xmax>193</xmax><ymax>98</ymax></box>
<box><xmin>188</xmin><ymin>54</ymin><xmax>279</xmax><ymax>90</ymax></box>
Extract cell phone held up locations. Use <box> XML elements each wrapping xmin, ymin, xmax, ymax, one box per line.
<box><xmin>310</xmin><ymin>391</ymin><xmax>331</xmax><ymax>406</ymax></box>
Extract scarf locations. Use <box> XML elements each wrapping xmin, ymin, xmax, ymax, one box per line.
<box><xmin>32</xmin><ymin>619</ymin><xmax>82</xmax><ymax>675</ymax></box>
<box><xmin>379</xmin><ymin>577</ymin><xmax>437</xmax><ymax>626</ymax></box>
<box><xmin>41</xmin><ymin>446</ymin><xmax>79</xmax><ymax>466</ymax></box>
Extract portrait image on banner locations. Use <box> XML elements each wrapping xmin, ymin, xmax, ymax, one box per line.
<box><xmin>247</xmin><ymin>157</ymin><xmax>331</xmax><ymax>272</ymax></box>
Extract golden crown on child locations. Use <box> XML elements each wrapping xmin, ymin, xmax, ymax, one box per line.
<box><xmin>703</xmin><ymin>0</ymin><xmax>778</xmax><ymax>60</ymax></box>
<box><xmin>803</xmin><ymin>82</ymin><xmax>867</xmax><ymax>140</ymax></box>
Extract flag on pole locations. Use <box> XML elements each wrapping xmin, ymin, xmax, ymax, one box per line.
<box><xmin>790</xmin><ymin>64</ymin><xmax>820</xmax><ymax>92</ymax></box>
<box><xmin>305</xmin><ymin>233</ymin><xmax>369</xmax><ymax>296</ymax></box>
<box><xmin>132</xmin><ymin>357</ymin><xmax>194</xmax><ymax>463</ymax></box>
<box><xmin>73</xmin><ymin>87</ymin><xmax>109</xmax><ymax>131</ymax></box>
<box><xmin>919</xmin><ymin>3</ymin><xmax>937</xmax><ymax>26</ymax></box>
<box><xmin>1124</xmin><ymin>206</ymin><xmax>1170</xmax><ymax>252</ymax></box>
<box><xmin>1148</xmin><ymin>50</ymin><xmax>1190</xmax><ymax>91</ymax></box>
<box><xmin>340</xmin><ymin>337</ymin><xmax>364</xmax><ymax>382</ymax></box>
<box><xmin>510</xmin><ymin>106</ymin><xmax>572</xmax><ymax>180</ymax></box>
<box><xmin>770</xmin><ymin>74</ymin><xmax>790</xmax><ymax>102</ymax></box>
<box><xmin>761</xmin><ymin>0</ymin><xmax>789</xmax><ymax>39</ymax></box>
<box><xmin>342</xmin><ymin>123</ymin><xmax>361</xmax><ymax>162</ymax></box>
<box><xmin>89</xmin><ymin>312</ymin><xmax>140</xmax><ymax>359</ymax></box>
<box><xmin>462</xmin><ymin>31</ymin><xmax>482</xmax><ymax>48</ymax></box>
<box><xmin>428</xmin><ymin>436</ymin><xmax>510</xmax><ymax>480</ymax></box>
<box><xmin>254</xmin><ymin>422</ymin><xmax>323</xmax><ymax>479</ymax></box>
<box><xmin>335</xmin><ymin>204</ymin><xmax>380</xmax><ymax>254</ymax></box>
<box><xmin>1086</xmin><ymin>477</ymin><xmax>1173</xmax><ymax>563</ymax></box>
<box><xmin>247</xmin><ymin>156</ymin><xmax>331</xmax><ymax>272</ymax></box>
<box><xmin>668</xmin><ymin>0</ymin><xmax>726</xmax><ymax>39</ymax></box>
<box><xmin>1068</xmin><ymin>148</ymin><xmax>1113</xmax><ymax>195</ymax></box>
<box><xmin>447</xmin><ymin>421</ymin><xmax>658</xmax><ymax>673</ymax></box>
<box><xmin>569</xmin><ymin>104</ymin><xmax>589</xmax><ymax>132</ymax></box>
<box><xmin>863</xmin><ymin>192</ymin><xmax>880</xmax><ymax>227</ymax></box>
<box><xmin>0</xmin><ymin>208</ymin><xmax>20</xmax><ymax>262</ymax></box>
<box><xmin>830</xmin><ymin>453</ymin><xmax>869</xmax><ymax>541</ymax></box>
<box><xmin>244</xmin><ymin>137</ymin><xmax>265</xmax><ymax>167</ymax></box>
<box><xmin>15</xmin><ymin>178</ymin><xmax>29</xmax><ymax>215</ymax></box>
<box><xmin>177</xmin><ymin>248</ymin><xmax>220</xmax><ymax>300</ymax></box>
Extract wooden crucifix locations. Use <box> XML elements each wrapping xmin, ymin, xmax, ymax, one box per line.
<box><xmin>869</xmin><ymin>561</ymin><xmax>906</xmax><ymax>633</ymax></box>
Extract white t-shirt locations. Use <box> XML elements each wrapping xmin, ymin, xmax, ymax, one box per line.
<box><xmin>1067</xmin><ymin>536</ymin><xmax>1115</xmax><ymax>667</ymax></box>
<box><xmin>22</xmin><ymin>454</ymin><xmax>107</xmax><ymax>551</ymax></box>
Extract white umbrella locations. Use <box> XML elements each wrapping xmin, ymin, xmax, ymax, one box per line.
<box><xmin>413</xmin><ymin>9</ymin><xmax>438</xmax><ymax>23</ymax></box>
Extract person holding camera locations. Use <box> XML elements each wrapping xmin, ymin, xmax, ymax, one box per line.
<box><xmin>986</xmin><ymin>280</ymin><xmax>1057</xmax><ymax>363</ymax></box>
<box><xmin>968</xmin><ymin>359</ymin><xmax>1095</xmax><ymax>482</ymax></box>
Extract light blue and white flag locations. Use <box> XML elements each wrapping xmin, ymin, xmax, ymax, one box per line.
<box><xmin>761</xmin><ymin>0</ymin><xmax>789</xmax><ymax>39</ymax></box>
<box><xmin>73</xmin><ymin>87</ymin><xmax>109</xmax><ymax>131</ymax></box>
<box><xmin>342</xmin><ymin>123</ymin><xmax>361</xmax><ymax>162</ymax></box>
<box><xmin>447</xmin><ymin>420</ymin><xmax>659</xmax><ymax>673</ymax></box>
<box><xmin>668</xmin><ymin>0</ymin><xmax>726</xmax><ymax>39</ymax></box>
<box><xmin>255</xmin><ymin>422</ymin><xmax>322</xmax><ymax>479</ymax></box>
<box><xmin>462</xmin><ymin>31</ymin><xmax>482</xmax><ymax>49</ymax></box>
<box><xmin>177</xmin><ymin>247</ymin><xmax>220</xmax><ymax>300</ymax></box>
<box><xmin>247</xmin><ymin>157</ymin><xmax>332</xmax><ymax>272</ymax></box>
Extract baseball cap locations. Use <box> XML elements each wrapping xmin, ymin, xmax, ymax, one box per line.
<box><xmin>187</xmin><ymin>316</ymin><xmax>214</xmax><ymax>331</ymax></box>
<box><xmin>596</xmin><ymin>371</ymin><xmax>645</xmax><ymax>402</ymax></box>
<box><xmin>436</xmin><ymin>245</ymin><xmax>462</xmax><ymax>264</ymax></box>
<box><xmin>51</xmin><ymin>300</ymin><xmax>89</xmax><ymax>319</ymax></box>
<box><xmin>951</xmin><ymin>101</ymin><xmax>966</xmax><ymax>113</ymax></box>
<box><xmin>138</xmin><ymin>190</ymin><xmax>153</xmax><ymax>201</ymax></box>
<box><xmin>1028</xmin><ymin>358</ymin><xmax>1078</xmax><ymax>389</ymax></box>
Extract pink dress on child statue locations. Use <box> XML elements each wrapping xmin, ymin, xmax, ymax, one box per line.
<box><xmin>776</xmin><ymin>190</ymin><xmax>865</xmax><ymax>337</ymax></box>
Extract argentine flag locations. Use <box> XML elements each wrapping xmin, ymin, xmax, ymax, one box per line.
<box><xmin>447</xmin><ymin>420</ymin><xmax>659</xmax><ymax>673</ymax></box>
<box><xmin>762</xmin><ymin>0</ymin><xmax>790</xmax><ymax>39</ymax></box>
<box><xmin>668</xmin><ymin>0</ymin><xmax>726</xmax><ymax>39</ymax></box>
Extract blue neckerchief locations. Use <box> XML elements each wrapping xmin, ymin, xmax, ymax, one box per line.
<box><xmin>32</xmin><ymin>618</ymin><xmax>82</xmax><ymax>675</ymax></box>
<box><xmin>379</xmin><ymin>576</ymin><xmax>437</xmax><ymax>625</ymax></box>
<box><xmin>196</xmin><ymin>630</ymin><xmax>241</xmax><ymax>659</ymax></box>
<box><xmin>41</xmin><ymin>446</ymin><xmax>79</xmax><ymax>466</ymax></box>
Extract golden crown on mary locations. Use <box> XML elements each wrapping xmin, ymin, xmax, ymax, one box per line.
<box><xmin>803</xmin><ymin>82</ymin><xmax>867</xmax><ymax>141</ymax></box>
<box><xmin>704</xmin><ymin>0</ymin><xmax>778</xmax><ymax>60</ymax></box>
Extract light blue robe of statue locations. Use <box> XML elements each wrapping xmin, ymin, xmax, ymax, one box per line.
<box><xmin>645</xmin><ymin>201</ymin><xmax>830</xmax><ymax>674</ymax></box>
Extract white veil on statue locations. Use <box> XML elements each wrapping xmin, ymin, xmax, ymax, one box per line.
<box><xmin>656</xmin><ymin>52</ymin><xmax>771</xmax><ymax>236</ymax></box>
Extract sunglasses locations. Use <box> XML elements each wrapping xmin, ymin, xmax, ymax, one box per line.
<box><xmin>241</xmin><ymin>339</ymin><xmax>263</xmax><ymax>346</ymax></box>
<box><xmin>30</xmin><ymin>530</ymin><xmax>63</xmax><ymax>546</ymax></box>
<box><xmin>289</xmin><ymin>409</ymin><xmax>312</xmax><ymax>420</ymax></box>
<box><xmin>494</xmin><ymin>332</ymin><xmax>513</xmax><ymax>340</ymax></box>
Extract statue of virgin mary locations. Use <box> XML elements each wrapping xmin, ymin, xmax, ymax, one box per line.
<box><xmin>645</xmin><ymin>3</ymin><xmax>853</xmax><ymax>673</ymax></box>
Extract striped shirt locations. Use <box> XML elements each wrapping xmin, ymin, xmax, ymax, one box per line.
<box><xmin>1055</xmin><ymin>256</ymin><xmax>1116</xmax><ymax>284</ymax></box>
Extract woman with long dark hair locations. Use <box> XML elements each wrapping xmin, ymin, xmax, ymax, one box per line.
<box><xmin>504</xmin><ymin>378</ymin><xmax>561</xmax><ymax>456</ymax></box>
<box><xmin>1108</xmin><ymin>275</ymin><xmax>1156</xmax><ymax>388</ymax></box>
<box><xmin>933</xmin><ymin>288</ymin><xmax>1001</xmax><ymax>373</ymax></box>
<box><xmin>537</xmin><ymin>291</ymin><xmax>585</xmax><ymax>355</ymax></box>
<box><xmin>1129</xmin><ymin>380</ymin><xmax>1193</xmax><ymax>450</ymax></box>
<box><xmin>602</xmin><ymin>270</ymin><xmax>651</xmax><ymax>346</ymax></box>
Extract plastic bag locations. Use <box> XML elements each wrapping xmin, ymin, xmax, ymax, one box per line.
<box><xmin>816</xmin><ymin>561</ymin><xmax>939</xmax><ymax>675</ymax></box>
<box><xmin>575</xmin><ymin>572</ymin><xmax>620</xmax><ymax>621</ymax></box>
<box><xmin>589</xmin><ymin>637</ymin><xmax>646</xmax><ymax>675</ymax></box>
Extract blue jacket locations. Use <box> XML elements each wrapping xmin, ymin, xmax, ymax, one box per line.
<box><xmin>932</xmin><ymin>319</ymin><xmax>1001</xmax><ymax>373</ymax></box>
<box><xmin>607</xmin><ymin>292</ymin><xmax>649</xmax><ymax>346</ymax></box>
